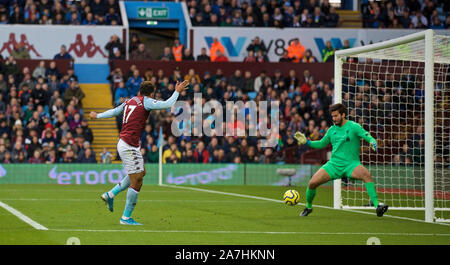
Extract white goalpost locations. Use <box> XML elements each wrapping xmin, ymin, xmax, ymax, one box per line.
<box><xmin>334</xmin><ymin>30</ymin><xmax>450</xmax><ymax>223</ymax></box>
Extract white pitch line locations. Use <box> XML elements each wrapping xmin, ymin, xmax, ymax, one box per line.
<box><xmin>161</xmin><ymin>184</ymin><xmax>450</xmax><ymax>227</ymax></box>
<box><xmin>0</xmin><ymin>200</ymin><xmax>48</xmax><ymax>230</ymax></box>
<box><xmin>0</xmin><ymin>198</ymin><xmax>268</xmax><ymax>203</ymax></box>
<box><xmin>0</xmin><ymin>188</ymin><xmax>189</xmax><ymax>193</ymax></box>
<box><xmin>51</xmin><ymin>228</ymin><xmax>450</xmax><ymax>237</ymax></box>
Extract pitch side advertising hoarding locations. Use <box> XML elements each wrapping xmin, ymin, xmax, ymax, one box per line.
<box><xmin>0</xmin><ymin>25</ymin><xmax>124</xmax><ymax>64</ymax></box>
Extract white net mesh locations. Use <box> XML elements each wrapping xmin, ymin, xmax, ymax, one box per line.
<box><xmin>339</xmin><ymin>34</ymin><xmax>449</xmax><ymax>221</ymax></box>
<box><xmin>351</xmin><ymin>35</ymin><xmax>450</xmax><ymax>64</ymax></box>
<box><xmin>434</xmin><ymin>60</ymin><xmax>450</xmax><ymax>222</ymax></box>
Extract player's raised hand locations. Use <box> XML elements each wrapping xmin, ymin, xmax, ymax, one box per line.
<box><xmin>89</xmin><ymin>111</ymin><xmax>98</xmax><ymax>120</ymax></box>
<box><xmin>370</xmin><ymin>140</ymin><xmax>377</xmax><ymax>152</ymax></box>
<box><xmin>294</xmin><ymin>131</ymin><xmax>307</xmax><ymax>145</ymax></box>
<box><xmin>175</xmin><ymin>80</ymin><xmax>190</xmax><ymax>92</ymax></box>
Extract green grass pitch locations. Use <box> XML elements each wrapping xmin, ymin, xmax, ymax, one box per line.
<box><xmin>0</xmin><ymin>184</ymin><xmax>449</xmax><ymax>245</ymax></box>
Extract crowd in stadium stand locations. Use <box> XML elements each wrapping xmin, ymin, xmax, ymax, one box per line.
<box><xmin>108</xmin><ymin>62</ymin><xmax>337</xmax><ymax>164</ymax></box>
<box><xmin>2</xmin><ymin>0</ymin><xmax>448</xmax><ymax>29</ymax></box>
<box><xmin>361</xmin><ymin>0</ymin><xmax>450</xmax><ymax>29</ymax></box>
<box><xmin>0</xmin><ymin>0</ymin><xmax>121</xmax><ymax>25</ymax></box>
<box><xmin>187</xmin><ymin>0</ymin><xmax>340</xmax><ymax>28</ymax></box>
<box><xmin>127</xmin><ymin>35</ymin><xmax>339</xmax><ymax>63</ymax></box>
<box><xmin>0</xmin><ymin>56</ymin><xmax>97</xmax><ymax>164</ymax></box>
<box><xmin>105</xmin><ymin>58</ymin><xmax>438</xmax><ymax>166</ymax></box>
<box><xmin>185</xmin><ymin>0</ymin><xmax>449</xmax><ymax>29</ymax></box>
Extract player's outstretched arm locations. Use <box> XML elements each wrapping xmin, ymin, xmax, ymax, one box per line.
<box><xmin>144</xmin><ymin>80</ymin><xmax>190</xmax><ymax>110</ymax></box>
<box><xmin>354</xmin><ymin>123</ymin><xmax>377</xmax><ymax>151</ymax></box>
<box><xmin>294</xmin><ymin>130</ymin><xmax>330</xmax><ymax>149</ymax></box>
<box><xmin>90</xmin><ymin>103</ymin><xmax>125</xmax><ymax>120</ymax></box>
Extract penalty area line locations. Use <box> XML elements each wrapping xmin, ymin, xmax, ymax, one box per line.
<box><xmin>161</xmin><ymin>184</ymin><xmax>450</xmax><ymax>227</ymax></box>
<box><xmin>0</xmin><ymin>200</ymin><xmax>48</xmax><ymax>230</ymax></box>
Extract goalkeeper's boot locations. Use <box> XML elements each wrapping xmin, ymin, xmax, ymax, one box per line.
<box><xmin>376</xmin><ymin>203</ymin><xmax>389</xmax><ymax>217</ymax></box>
<box><xmin>120</xmin><ymin>217</ymin><xmax>142</xmax><ymax>226</ymax></box>
<box><xmin>100</xmin><ymin>192</ymin><xmax>114</xmax><ymax>212</ymax></box>
<box><xmin>299</xmin><ymin>208</ymin><xmax>313</xmax><ymax>217</ymax></box>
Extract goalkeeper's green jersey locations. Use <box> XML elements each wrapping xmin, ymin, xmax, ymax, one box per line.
<box><xmin>309</xmin><ymin>120</ymin><xmax>376</xmax><ymax>164</ymax></box>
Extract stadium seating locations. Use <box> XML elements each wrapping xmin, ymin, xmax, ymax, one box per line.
<box><xmin>361</xmin><ymin>0</ymin><xmax>449</xmax><ymax>29</ymax></box>
<box><xmin>0</xmin><ymin>58</ymin><xmax>96</xmax><ymax>163</ymax></box>
<box><xmin>1</xmin><ymin>0</ymin><xmax>122</xmax><ymax>25</ymax></box>
<box><xmin>0</xmin><ymin>0</ymin><xmax>440</xmax><ymax>167</ymax></box>
<box><xmin>106</xmin><ymin>59</ymin><xmax>335</xmax><ymax>164</ymax></box>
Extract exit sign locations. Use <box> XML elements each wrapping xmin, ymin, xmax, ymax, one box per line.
<box><xmin>137</xmin><ymin>7</ymin><xmax>169</xmax><ymax>19</ymax></box>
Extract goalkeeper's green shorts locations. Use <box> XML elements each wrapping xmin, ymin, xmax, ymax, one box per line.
<box><xmin>321</xmin><ymin>160</ymin><xmax>361</xmax><ymax>180</ymax></box>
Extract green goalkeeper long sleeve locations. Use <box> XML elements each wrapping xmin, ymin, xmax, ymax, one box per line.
<box><xmin>309</xmin><ymin>130</ymin><xmax>331</xmax><ymax>149</ymax></box>
<box><xmin>309</xmin><ymin>120</ymin><xmax>376</xmax><ymax>163</ymax></box>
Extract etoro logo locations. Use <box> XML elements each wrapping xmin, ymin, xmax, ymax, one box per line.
<box><xmin>165</xmin><ymin>164</ymin><xmax>238</xmax><ymax>185</ymax></box>
<box><xmin>0</xmin><ymin>33</ymin><xmax>42</xmax><ymax>57</ymax></box>
<box><xmin>67</xmin><ymin>34</ymin><xmax>107</xmax><ymax>58</ymax></box>
<box><xmin>0</xmin><ymin>165</ymin><xmax>6</xmax><ymax>178</ymax></box>
<box><xmin>48</xmin><ymin>166</ymin><xmax>126</xmax><ymax>185</ymax></box>
<box><xmin>204</xmin><ymin>36</ymin><xmax>246</xmax><ymax>57</ymax></box>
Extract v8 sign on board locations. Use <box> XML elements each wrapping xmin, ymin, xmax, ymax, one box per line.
<box><xmin>0</xmin><ymin>25</ymin><xmax>124</xmax><ymax>63</ymax></box>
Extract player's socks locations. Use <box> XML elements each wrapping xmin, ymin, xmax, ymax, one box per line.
<box><xmin>108</xmin><ymin>175</ymin><xmax>130</xmax><ymax>198</ymax></box>
<box><xmin>305</xmin><ymin>188</ymin><xmax>316</xmax><ymax>209</ymax></box>
<box><xmin>364</xmin><ymin>182</ymin><xmax>379</xmax><ymax>208</ymax></box>
<box><xmin>122</xmin><ymin>187</ymin><xmax>139</xmax><ymax>220</ymax></box>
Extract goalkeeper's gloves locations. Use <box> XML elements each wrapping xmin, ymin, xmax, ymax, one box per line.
<box><xmin>370</xmin><ymin>140</ymin><xmax>377</xmax><ymax>152</ymax></box>
<box><xmin>294</xmin><ymin>132</ymin><xmax>310</xmax><ymax>146</ymax></box>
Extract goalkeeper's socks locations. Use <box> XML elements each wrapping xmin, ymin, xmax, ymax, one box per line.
<box><xmin>122</xmin><ymin>187</ymin><xmax>139</xmax><ymax>219</ymax></box>
<box><xmin>306</xmin><ymin>188</ymin><xmax>317</xmax><ymax>209</ymax></box>
<box><xmin>364</xmin><ymin>182</ymin><xmax>379</xmax><ymax>208</ymax></box>
<box><xmin>108</xmin><ymin>175</ymin><xmax>130</xmax><ymax>198</ymax></box>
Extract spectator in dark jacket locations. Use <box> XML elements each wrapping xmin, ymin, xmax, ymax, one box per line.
<box><xmin>325</xmin><ymin>6</ymin><xmax>339</xmax><ymax>27</ymax></box>
<box><xmin>81</xmin><ymin>119</ymin><xmax>93</xmax><ymax>143</ymax></box>
<box><xmin>226</xmin><ymin>144</ymin><xmax>240</xmax><ymax>162</ymax></box>
<box><xmin>4</xmin><ymin>56</ymin><xmax>20</xmax><ymax>78</ymax></box>
<box><xmin>228</xmin><ymin>70</ymin><xmax>245</xmax><ymax>90</ymax></box>
<box><xmin>105</xmin><ymin>34</ymin><xmax>125</xmax><ymax>59</ymax></box>
<box><xmin>45</xmin><ymin>61</ymin><xmax>60</xmax><ymax>79</ymax></box>
<box><xmin>246</xmin><ymin>36</ymin><xmax>267</xmax><ymax>55</ymax></box>
<box><xmin>130</xmin><ymin>43</ymin><xmax>152</xmax><ymax>60</ymax></box>
<box><xmin>196</xmin><ymin>47</ymin><xmax>211</xmax><ymax>61</ymax></box>
<box><xmin>105</xmin><ymin>7</ymin><xmax>121</xmax><ymax>25</ymax></box>
<box><xmin>31</xmin><ymin>83</ymin><xmax>49</xmax><ymax>107</ymax></box>
<box><xmin>90</xmin><ymin>0</ymin><xmax>107</xmax><ymax>16</ymax></box>
<box><xmin>78</xmin><ymin>148</ymin><xmax>97</xmax><ymax>163</ymax></box>
<box><xmin>182</xmin><ymin>48</ymin><xmax>195</xmax><ymax>61</ymax></box>
<box><xmin>180</xmin><ymin>149</ymin><xmax>196</xmax><ymax>163</ymax></box>
<box><xmin>53</xmin><ymin>45</ymin><xmax>72</xmax><ymax>60</ymax></box>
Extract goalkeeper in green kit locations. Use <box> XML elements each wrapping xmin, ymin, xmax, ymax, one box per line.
<box><xmin>294</xmin><ymin>103</ymin><xmax>389</xmax><ymax>217</ymax></box>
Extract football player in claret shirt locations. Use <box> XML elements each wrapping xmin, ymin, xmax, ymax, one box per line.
<box><xmin>90</xmin><ymin>80</ymin><xmax>189</xmax><ymax>225</ymax></box>
<box><xmin>294</xmin><ymin>103</ymin><xmax>389</xmax><ymax>217</ymax></box>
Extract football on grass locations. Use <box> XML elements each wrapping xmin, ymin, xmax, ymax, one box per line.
<box><xmin>283</xmin><ymin>189</ymin><xmax>300</xmax><ymax>206</ymax></box>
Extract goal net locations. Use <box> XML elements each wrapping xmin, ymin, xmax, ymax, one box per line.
<box><xmin>334</xmin><ymin>30</ymin><xmax>449</xmax><ymax>223</ymax></box>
